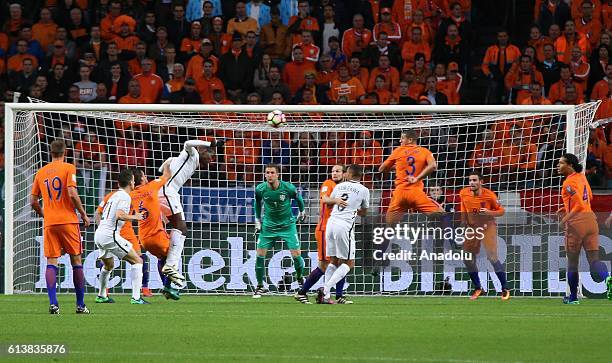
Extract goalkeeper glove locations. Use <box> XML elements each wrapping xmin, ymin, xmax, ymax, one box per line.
<box><xmin>297</xmin><ymin>210</ymin><xmax>307</xmax><ymax>223</ymax></box>
<box><xmin>254</xmin><ymin>219</ymin><xmax>261</xmax><ymax>234</ymax></box>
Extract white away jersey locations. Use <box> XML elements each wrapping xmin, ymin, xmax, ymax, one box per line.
<box><xmin>162</xmin><ymin>148</ymin><xmax>199</xmax><ymax>195</ymax></box>
<box><xmin>97</xmin><ymin>189</ymin><xmax>131</xmax><ymax>234</ymax></box>
<box><xmin>329</xmin><ymin>181</ymin><xmax>370</xmax><ymax>225</ymax></box>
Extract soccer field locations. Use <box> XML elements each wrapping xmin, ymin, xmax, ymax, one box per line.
<box><xmin>0</xmin><ymin>295</ymin><xmax>609</xmax><ymax>362</ymax></box>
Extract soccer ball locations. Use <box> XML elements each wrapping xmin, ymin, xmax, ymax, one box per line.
<box><xmin>267</xmin><ymin>110</ymin><xmax>286</xmax><ymax>128</ymax></box>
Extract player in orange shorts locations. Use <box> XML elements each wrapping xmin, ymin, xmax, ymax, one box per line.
<box><xmin>557</xmin><ymin>153</ymin><xmax>612</xmax><ymax>304</ymax></box>
<box><xmin>294</xmin><ymin>164</ymin><xmax>348</xmax><ymax>304</ymax></box>
<box><xmin>31</xmin><ymin>140</ymin><xmax>91</xmax><ymax>314</ymax></box>
<box><xmin>459</xmin><ymin>171</ymin><xmax>508</xmax><ymax>301</ymax></box>
<box><xmin>96</xmin><ymin>189</ymin><xmax>153</xmax><ymax>297</ymax></box>
<box><xmin>130</xmin><ymin>164</ymin><xmax>184</xmax><ymax>300</ymax></box>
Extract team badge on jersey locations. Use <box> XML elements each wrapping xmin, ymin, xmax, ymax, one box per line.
<box><xmin>280</xmin><ymin>194</ymin><xmax>286</xmax><ymax>201</ymax></box>
<box><xmin>566</xmin><ymin>186</ymin><xmax>575</xmax><ymax>195</ymax></box>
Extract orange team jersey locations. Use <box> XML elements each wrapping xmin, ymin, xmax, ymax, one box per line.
<box><xmin>315</xmin><ymin>179</ymin><xmax>336</xmax><ymax>261</ymax></box>
<box><xmin>561</xmin><ymin>172</ymin><xmax>599</xmax><ymax>252</ymax></box>
<box><xmin>384</xmin><ymin>144</ymin><xmax>433</xmax><ymax>191</ymax></box>
<box><xmin>131</xmin><ymin>176</ymin><xmax>168</xmax><ymax>240</ymax></box>
<box><xmin>459</xmin><ymin>187</ymin><xmax>504</xmax><ymax>226</ymax></box>
<box><xmin>32</xmin><ymin>160</ymin><xmax>79</xmax><ymax>226</ymax></box>
<box><xmin>97</xmin><ymin>191</ymin><xmax>139</xmax><ymax>250</ymax></box>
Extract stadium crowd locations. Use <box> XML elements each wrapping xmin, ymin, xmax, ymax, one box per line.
<box><xmin>0</xmin><ymin>0</ymin><xmax>610</xmax><ymax>190</ymax></box>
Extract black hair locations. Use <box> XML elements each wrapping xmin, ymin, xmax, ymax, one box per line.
<box><xmin>118</xmin><ymin>169</ymin><xmax>134</xmax><ymax>188</ymax></box>
<box><xmin>132</xmin><ymin>168</ymin><xmax>145</xmax><ymax>185</ymax></box>
<box><xmin>265</xmin><ymin>163</ymin><xmax>281</xmax><ymax>173</ymax></box>
<box><xmin>347</xmin><ymin>164</ymin><xmax>363</xmax><ymax>178</ymax></box>
<box><xmin>562</xmin><ymin>153</ymin><xmax>583</xmax><ymax>172</ymax></box>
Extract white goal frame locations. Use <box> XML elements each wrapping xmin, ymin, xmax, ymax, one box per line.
<box><xmin>3</xmin><ymin>103</ymin><xmax>581</xmax><ymax>295</ymax></box>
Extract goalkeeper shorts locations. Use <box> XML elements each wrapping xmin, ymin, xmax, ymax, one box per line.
<box><xmin>43</xmin><ymin>224</ymin><xmax>82</xmax><ymax>258</ymax></box>
<box><xmin>257</xmin><ymin>224</ymin><xmax>300</xmax><ymax>250</ymax></box>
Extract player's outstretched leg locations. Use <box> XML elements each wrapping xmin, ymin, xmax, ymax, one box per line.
<box><xmin>158</xmin><ymin>258</ymin><xmax>180</xmax><ymax>300</ymax></box>
<box><xmin>162</xmin><ymin>229</ymin><xmax>186</xmax><ymax>287</ymax></box>
<box><xmin>96</xmin><ymin>258</ymin><xmax>115</xmax><ymax>304</ymax></box>
<box><xmin>294</xmin><ymin>267</ymin><xmax>324</xmax><ymax>304</ymax></box>
<box><xmin>46</xmin><ymin>263</ymin><xmax>60</xmax><ymax>314</ymax></box>
<box><xmin>586</xmin><ymin>250</ymin><xmax>611</xmax><ymax>300</ymax></box>
<box><xmin>141</xmin><ymin>253</ymin><xmax>153</xmax><ymax>297</ymax></box>
<box><xmin>322</xmin><ymin>261</ymin><xmax>351</xmax><ymax>304</ymax></box>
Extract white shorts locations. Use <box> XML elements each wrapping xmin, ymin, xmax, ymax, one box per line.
<box><xmin>94</xmin><ymin>232</ymin><xmax>131</xmax><ymax>260</ymax></box>
<box><xmin>159</xmin><ymin>189</ymin><xmax>184</xmax><ymax>218</ymax></box>
<box><xmin>325</xmin><ymin>222</ymin><xmax>356</xmax><ymax>260</ymax></box>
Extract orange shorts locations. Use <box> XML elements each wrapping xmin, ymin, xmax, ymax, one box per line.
<box><xmin>565</xmin><ymin>216</ymin><xmax>599</xmax><ymax>253</ymax></box>
<box><xmin>315</xmin><ymin>228</ymin><xmax>330</xmax><ymax>262</ymax></box>
<box><xmin>44</xmin><ymin>224</ymin><xmax>82</xmax><ymax>258</ymax></box>
<box><xmin>125</xmin><ymin>236</ymin><xmax>141</xmax><ymax>254</ymax></box>
<box><xmin>463</xmin><ymin>225</ymin><xmax>498</xmax><ymax>259</ymax></box>
<box><xmin>387</xmin><ymin>188</ymin><xmax>441</xmax><ymax>215</ymax></box>
<box><xmin>141</xmin><ymin>230</ymin><xmax>170</xmax><ymax>259</ymax></box>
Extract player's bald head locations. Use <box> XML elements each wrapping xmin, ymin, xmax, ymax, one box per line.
<box><xmin>50</xmin><ymin>139</ymin><xmax>66</xmax><ymax>158</ymax></box>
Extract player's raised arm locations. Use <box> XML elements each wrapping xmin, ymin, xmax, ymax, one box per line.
<box><xmin>184</xmin><ymin>139</ymin><xmax>212</xmax><ymax>155</ymax></box>
<box><xmin>378</xmin><ymin>156</ymin><xmax>395</xmax><ymax>173</ymax></box>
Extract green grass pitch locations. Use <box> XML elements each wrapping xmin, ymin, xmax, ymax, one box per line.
<box><xmin>0</xmin><ymin>294</ymin><xmax>609</xmax><ymax>362</ymax></box>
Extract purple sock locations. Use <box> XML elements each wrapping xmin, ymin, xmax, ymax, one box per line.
<box><xmin>468</xmin><ymin>271</ymin><xmax>482</xmax><ymax>289</ymax></box>
<box><xmin>590</xmin><ymin>261</ymin><xmax>609</xmax><ymax>282</ymax></box>
<box><xmin>492</xmin><ymin>261</ymin><xmax>507</xmax><ymax>289</ymax></box>
<box><xmin>46</xmin><ymin>265</ymin><xmax>59</xmax><ymax>306</ymax></box>
<box><xmin>335</xmin><ymin>277</ymin><xmax>346</xmax><ymax>298</ymax></box>
<box><xmin>299</xmin><ymin>267</ymin><xmax>324</xmax><ymax>294</ymax></box>
<box><xmin>568</xmin><ymin>271</ymin><xmax>579</xmax><ymax>301</ymax></box>
<box><xmin>141</xmin><ymin>254</ymin><xmax>149</xmax><ymax>287</ymax></box>
<box><xmin>157</xmin><ymin>258</ymin><xmax>170</xmax><ymax>287</ymax></box>
<box><xmin>72</xmin><ymin>265</ymin><xmax>85</xmax><ymax>307</ymax></box>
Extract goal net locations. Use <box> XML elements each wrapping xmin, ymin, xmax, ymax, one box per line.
<box><xmin>4</xmin><ymin>103</ymin><xmax>607</xmax><ymax>297</ymax></box>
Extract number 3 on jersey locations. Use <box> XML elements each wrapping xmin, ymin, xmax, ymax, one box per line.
<box><xmin>138</xmin><ymin>201</ymin><xmax>149</xmax><ymax>220</ymax></box>
<box><xmin>406</xmin><ymin>156</ymin><xmax>416</xmax><ymax>176</ymax></box>
<box><xmin>338</xmin><ymin>193</ymin><xmax>349</xmax><ymax>211</ymax></box>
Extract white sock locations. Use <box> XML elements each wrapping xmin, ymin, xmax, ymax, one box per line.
<box><xmin>165</xmin><ymin>229</ymin><xmax>186</xmax><ymax>268</ymax></box>
<box><xmin>131</xmin><ymin>263</ymin><xmax>143</xmax><ymax>300</ymax></box>
<box><xmin>99</xmin><ymin>267</ymin><xmax>112</xmax><ymax>298</ymax></box>
<box><xmin>323</xmin><ymin>264</ymin><xmax>337</xmax><ymax>297</ymax></box>
<box><xmin>324</xmin><ymin>264</ymin><xmax>351</xmax><ymax>299</ymax></box>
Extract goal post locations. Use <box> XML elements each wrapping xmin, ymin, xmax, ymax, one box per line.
<box><xmin>3</xmin><ymin>102</ymin><xmax>602</xmax><ymax>296</ymax></box>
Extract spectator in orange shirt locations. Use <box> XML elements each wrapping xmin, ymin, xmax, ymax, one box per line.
<box><xmin>575</xmin><ymin>0</ymin><xmax>603</xmax><ymax>48</ymax></box>
<box><xmin>590</xmin><ymin>63</ymin><xmax>611</xmax><ymax>101</ymax></box>
<box><xmin>320</xmin><ymin>131</ymin><xmax>350</xmax><ymax>166</ymax></box>
<box><xmin>504</xmin><ymin>55</ymin><xmax>545</xmax><ymax>104</ymax></box>
<box><xmin>101</xmin><ymin>0</ymin><xmax>122</xmax><ymax>41</ymax></box>
<box><xmin>196</xmin><ymin>59</ymin><xmax>226</xmax><ymax>103</ymax></box>
<box><xmin>562</xmin><ymin>84</ymin><xmax>585</xmax><ymax>104</ymax></box>
<box><xmin>165</xmin><ymin>63</ymin><xmax>185</xmax><ymax>94</ymax></box>
<box><xmin>288</xmin><ymin>0</ymin><xmax>320</xmax><ymax>45</ymax></box>
<box><xmin>7</xmin><ymin>39</ymin><xmax>38</xmax><ymax>73</ymax></box>
<box><xmin>113</xmin><ymin>21</ymin><xmax>140</xmax><ymax>57</ymax></box>
<box><xmin>521</xmin><ymin>82</ymin><xmax>552</xmax><ymax>104</ymax></box>
<box><xmin>185</xmin><ymin>38</ymin><xmax>219</xmax><ymax>80</ymax></box>
<box><xmin>227</xmin><ymin>1</ymin><xmax>259</xmax><ymax>37</ymax></box>
<box><xmin>373</xmin><ymin>7</ymin><xmax>402</xmax><ymax>44</ymax></box>
<box><xmin>32</xmin><ymin>8</ymin><xmax>57</xmax><ymax>53</ymax></box>
<box><xmin>315</xmin><ymin>54</ymin><xmax>337</xmax><ymax>87</ymax></box>
<box><xmin>329</xmin><ymin>63</ymin><xmax>366</xmax><ymax>104</ymax></box>
<box><xmin>481</xmin><ymin>30</ymin><xmax>521</xmax><ymax>103</ymax></box>
<box><xmin>555</xmin><ymin>20</ymin><xmax>590</xmax><ymax>64</ymax></box>
<box><xmin>401</xmin><ymin>26</ymin><xmax>431</xmax><ymax>73</ymax></box>
<box><xmin>282</xmin><ymin>46</ymin><xmax>316</xmax><ymax>96</ymax></box>
<box><xmin>373</xmin><ymin>75</ymin><xmax>393</xmax><ymax>104</ymax></box>
<box><xmin>348</xmin><ymin>55</ymin><xmax>370</xmax><ymax>88</ymax></box>
<box><xmin>342</xmin><ymin>13</ymin><xmax>373</xmax><ymax>58</ymax></box>
<box><xmin>180</xmin><ymin>21</ymin><xmax>204</xmax><ymax>60</ymax></box>
<box><xmin>405</xmin><ymin>9</ymin><xmax>434</xmax><ymax>45</ymax></box>
<box><xmin>134</xmin><ymin>58</ymin><xmax>163</xmax><ymax>103</ymax></box>
<box><xmin>469</xmin><ymin>129</ymin><xmax>503</xmax><ymax>177</ymax></box>
<box><xmin>224</xmin><ymin>131</ymin><xmax>260</xmax><ymax>183</ymax></box>
<box><xmin>391</xmin><ymin>0</ymin><xmax>420</xmax><ymax>28</ymax></box>
<box><xmin>549</xmin><ymin>64</ymin><xmax>584</xmax><ymax>103</ymax></box>
<box><xmin>500</xmin><ymin>125</ymin><xmax>538</xmax><ymax>179</ymax></box>
<box><xmin>119</xmin><ymin>79</ymin><xmax>153</xmax><ymax>104</ymax></box>
<box><xmin>528</xmin><ymin>25</ymin><xmax>550</xmax><ymax>63</ymax></box>
<box><xmin>368</xmin><ymin>54</ymin><xmax>400</xmax><ymax>92</ymax></box>
<box><xmin>293</xmin><ymin>30</ymin><xmax>320</xmax><ymax>62</ymax></box>
<box><xmin>209</xmin><ymin>17</ymin><xmax>232</xmax><ymax>57</ymax></box>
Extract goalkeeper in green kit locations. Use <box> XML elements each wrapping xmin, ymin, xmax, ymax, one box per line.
<box><xmin>253</xmin><ymin>164</ymin><xmax>307</xmax><ymax>298</ymax></box>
